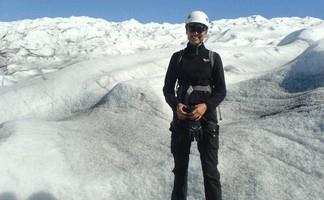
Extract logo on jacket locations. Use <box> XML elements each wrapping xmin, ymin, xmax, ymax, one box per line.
<box><xmin>203</xmin><ymin>58</ymin><xmax>210</xmax><ymax>62</ymax></box>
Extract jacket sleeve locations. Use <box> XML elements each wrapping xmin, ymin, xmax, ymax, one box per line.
<box><xmin>163</xmin><ymin>52</ymin><xmax>180</xmax><ymax>111</ymax></box>
<box><xmin>205</xmin><ymin>53</ymin><xmax>226</xmax><ymax>110</ymax></box>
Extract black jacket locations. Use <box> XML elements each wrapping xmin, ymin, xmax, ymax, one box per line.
<box><xmin>163</xmin><ymin>43</ymin><xmax>226</xmax><ymax>123</ymax></box>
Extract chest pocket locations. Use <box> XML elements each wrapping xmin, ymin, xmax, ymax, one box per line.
<box><xmin>179</xmin><ymin>56</ymin><xmax>212</xmax><ymax>86</ymax></box>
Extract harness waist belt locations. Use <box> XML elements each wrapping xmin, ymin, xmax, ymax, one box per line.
<box><xmin>186</xmin><ymin>85</ymin><xmax>212</xmax><ymax>96</ymax></box>
<box><xmin>184</xmin><ymin>85</ymin><xmax>212</xmax><ymax>104</ymax></box>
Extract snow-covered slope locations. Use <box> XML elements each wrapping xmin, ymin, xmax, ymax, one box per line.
<box><xmin>0</xmin><ymin>16</ymin><xmax>323</xmax><ymax>200</ymax></box>
<box><xmin>221</xmin><ymin>42</ymin><xmax>324</xmax><ymax>199</ymax></box>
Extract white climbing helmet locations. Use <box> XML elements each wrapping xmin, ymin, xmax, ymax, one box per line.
<box><xmin>186</xmin><ymin>11</ymin><xmax>209</xmax><ymax>28</ymax></box>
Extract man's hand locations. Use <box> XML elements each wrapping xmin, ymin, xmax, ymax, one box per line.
<box><xmin>176</xmin><ymin>103</ymin><xmax>191</xmax><ymax>120</ymax></box>
<box><xmin>190</xmin><ymin>103</ymin><xmax>207</xmax><ymax>121</ymax></box>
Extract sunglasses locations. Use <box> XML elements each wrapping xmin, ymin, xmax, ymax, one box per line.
<box><xmin>187</xmin><ymin>23</ymin><xmax>207</xmax><ymax>33</ymax></box>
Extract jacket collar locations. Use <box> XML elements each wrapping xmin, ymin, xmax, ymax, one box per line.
<box><xmin>185</xmin><ymin>42</ymin><xmax>206</xmax><ymax>55</ymax></box>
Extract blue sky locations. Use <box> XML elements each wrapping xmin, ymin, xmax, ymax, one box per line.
<box><xmin>0</xmin><ymin>0</ymin><xmax>323</xmax><ymax>23</ymax></box>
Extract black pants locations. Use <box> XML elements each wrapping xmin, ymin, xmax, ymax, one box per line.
<box><xmin>170</xmin><ymin>121</ymin><xmax>222</xmax><ymax>200</ymax></box>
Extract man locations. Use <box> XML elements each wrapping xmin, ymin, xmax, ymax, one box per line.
<box><xmin>163</xmin><ymin>11</ymin><xmax>226</xmax><ymax>200</ymax></box>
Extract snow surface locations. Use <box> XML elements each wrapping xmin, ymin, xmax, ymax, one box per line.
<box><xmin>0</xmin><ymin>16</ymin><xmax>323</xmax><ymax>200</ymax></box>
